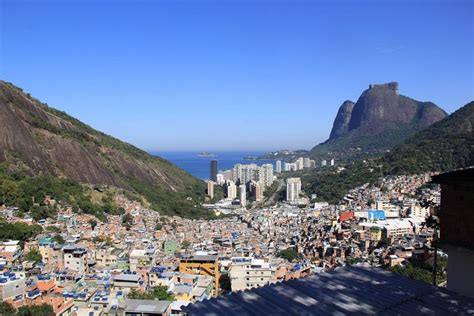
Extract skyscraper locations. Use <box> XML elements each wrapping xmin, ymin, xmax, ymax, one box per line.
<box><xmin>286</xmin><ymin>177</ymin><xmax>302</xmax><ymax>202</ymax></box>
<box><xmin>239</xmin><ymin>184</ymin><xmax>246</xmax><ymax>207</ymax></box>
<box><xmin>226</xmin><ymin>181</ymin><xmax>237</xmax><ymax>199</ymax></box>
<box><xmin>276</xmin><ymin>160</ymin><xmax>282</xmax><ymax>173</ymax></box>
<box><xmin>255</xmin><ymin>182</ymin><xmax>263</xmax><ymax>202</ymax></box>
<box><xmin>210</xmin><ymin>160</ymin><xmax>218</xmax><ymax>181</ymax></box>
<box><xmin>260</xmin><ymin>164</ymin><xmax>274</xmax><ymax>187</ymax></box>
<box><xmin>207</xmin><ymin>181</ymin><xmax>214</xmax><ymax>199</ymax></box>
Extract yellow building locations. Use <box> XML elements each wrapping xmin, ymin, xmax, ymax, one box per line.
<box><xmin>179</xmin><ymin>255</ymin><xmax>220</xmax><ymax>296</ymax></box>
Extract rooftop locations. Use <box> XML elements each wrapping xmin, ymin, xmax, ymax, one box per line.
<box><xmin>432</xmin><ymin>168</ymin><xmax>474</xmax><ymax>185</ymax></box>
<box><xmin>183</xmin><ymin>265</ymin><xmax>474</xmax><ymax>315</ymax></box>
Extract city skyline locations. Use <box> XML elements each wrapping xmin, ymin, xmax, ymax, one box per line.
<box><xmin>1</xmin><ymin>0</ymin><xmax>473</xmax><ymax>151</ymax></box>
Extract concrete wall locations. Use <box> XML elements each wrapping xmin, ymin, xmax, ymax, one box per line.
<box><xmin>447</xmin><ymin>246</ymin><xmax>474</xmax><ymax>298</ymax></box>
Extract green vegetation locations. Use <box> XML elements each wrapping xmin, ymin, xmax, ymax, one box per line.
<box><xmin>45</xmin><ymin>226</ymin><xmax>60</xmax><ymax>233</ymax></box>
<box><xmin>383</xmin><ymin>101</ymin><xmax>474</xmax><ymax>174</ymax></box>
<box><xmin>128</xmin><ymin>286</ymin><xmax>175</xmax><ymax>301</ymax></box>
<box><xmin>126</xmin><ymin>177</ymin><xmax>214</xmax><ymax>219</ymax></box>
<box><xmin>0</xmin><ymin>303</ymin><xmax>54</xmax><ymax>316</ymax></box>
<box><xmin>278</xmin><ymin>248</ymin><xmax>300</xmax><ymax>262</ymax></box>
<box><xmin>0</xmin><ymin>219</ymin><xmax>42</xmax><ymax>246</ymax></box>
<box><xmin>263</xmin><ymin>181</ymin><xmax>280</xmax><ymax>198</ymax></box>
<box><xmin>389</xmin><ymin>256</ymin><xmax>447</xmax><ymax>285</ymax></box>
<box><xmin>25</xmin><ymin>249</ymin><xmax>42</xmax><ymax>263</ymax></box>
<box><xmin>52</xmin><ymin>234</ymin><xmax>65</xmax><ymax>244</ymax></box>
<box><xmin>89</xmin><ymin>219</ymin><xmax>98</xmax><ymax>230</ymax></box>
<box><xmin>122</xmin><ymin>213</ymin><xmax>133</xmax><ymax>231</ymax></box>
<box><xmin>0</xmin><ymin>165</ymin><xmax>123</xmax><ymax>222</ymax></box>
<box><xmin>209</xmin><ymin>186</ymin><xmax>225</xmax><ymax>203</ymax></box>
<box><xmin>0</xmin><ymin>302</ymin><xmax>16</xmax><ymax>316</ymax></box>
<box><xmin>299</xmin><ymin>161</ymin><xmax>383</xmax><ymax>204</ymax></box>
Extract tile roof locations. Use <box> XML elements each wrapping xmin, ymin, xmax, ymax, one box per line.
<box><xmin>182</xmin><ymin>265</ymin><xmax>474</xmax><ymax>315</ymax></box>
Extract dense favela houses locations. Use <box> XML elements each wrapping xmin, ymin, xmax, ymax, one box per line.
<box><xmin>0</xmin><ymin>167</ymin><xmax>473</xmax><ymax>315</ymax></box>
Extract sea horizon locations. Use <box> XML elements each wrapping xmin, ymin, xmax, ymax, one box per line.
<box><xmin>151</xmin><ymin>150</ymin><xmax>276</xmax><ymax>180</ymax></box>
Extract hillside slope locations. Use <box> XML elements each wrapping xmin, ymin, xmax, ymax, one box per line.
<box><xmin>0</xmin><ymin>81</ymin><xmax>207</xmax><ymax>218</ymax></box>
<box><xmin>383</xmin><ymin>101</ymin><xmax>474</xmax><ymax>174</ymax></box>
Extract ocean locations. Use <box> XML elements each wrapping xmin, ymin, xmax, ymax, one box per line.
<box><xmin>151</xmin><ymin>151</ymin><xmax>276</xmax><ymax>180</ymax></box>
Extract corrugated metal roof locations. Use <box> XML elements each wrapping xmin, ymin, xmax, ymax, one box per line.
<box><xmin>183</xmin><ymin>265</ymin><xmax>474</xmax><ymax>315</ymax></box>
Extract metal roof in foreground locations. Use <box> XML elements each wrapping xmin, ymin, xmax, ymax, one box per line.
<box><xmin>182</xmin><ymin>265</ymin><xmax>474</xmax><ymax>315</ymax></box>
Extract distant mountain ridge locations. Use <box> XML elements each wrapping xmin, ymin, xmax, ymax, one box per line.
<box><xmin>383</xmin><ymin>101</ymin><xmax>474</xmax><ymax>174</ymax></box>
<box><xmin>302</xmin><ymin>101</ymin><xmax>473</xmax><ymax>203</ymax></box>
<box><xmin>310</xmin><ymin>82</ymin><xmax>447</xmax><ymax>162</ymax></box>
<box><xmin>0</xmin><ymin>81</ymin><xmax>208</xmax><ymax>218</ymax></box>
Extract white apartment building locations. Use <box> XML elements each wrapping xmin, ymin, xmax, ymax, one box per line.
<box><xmin>207</xmin><ymin>181</ymin><xmax>214</xmax><ymax>199</ymax></box>
<box><xmin>239</xmin><ymin>184</ymin><xmax>247</xmax><ymax>207</ymax></box>
<box><xmin>216</xmin><ymin>173</ymin><xmax>225</xmax><ymax>185</ymax></box>
<box><xmin>276</xmin><ymin>160</ymin><xmax>282</xmax><ymax>173</ymax></box>
<box><xmin>0</xmin><ymin>272</ymin><xmax>25</xmax><ymax>302</ymax></box>
<box><xmin>229</xmin><ymin>257</ymin><xmax>277</xmax><ymax>292</ymax></box>
<box><xmin>231</xmin><ymin>163</ymin><xmax>273</xmax><ymax>188</ymax></box>
<box><xmin>226</xmin><ymin>181</ymin><xmax>237</xmax><ymax>199</ymax></box>
<box><xmin>284</xmin><ymin>162</ymin><xmax>297</xmax><ymax>172</ymax></box>
<box><xmin>304</xmin><ymin>158</ymin><xmax>310</xmax><ymax>168</ymax></box>
<box><xmin>259</xmin><ymin>164</ymin><xmax>274</xmax><ymax>187</ymax></box>
<box><xmin>286</xmin><ymin>178</ymin><xmax>302</xmax><ymax>202</ymax></box>
<box><xmin>295</xmin><ymin>158</ymin><xmax>304</xmax><ymax>170</ymax></box>
<box><xmin>63</xmin><ymin>245</ymin><xmax>88</xmax><ymax>274</ymax></box>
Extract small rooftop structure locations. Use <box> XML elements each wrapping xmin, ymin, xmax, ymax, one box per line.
<box><xmin>124</xmin><ymin>299</ymin><xmax>171</xmax><ymax>315</ymax></box>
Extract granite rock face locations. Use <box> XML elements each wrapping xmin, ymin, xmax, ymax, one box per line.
<box><xmin>0</xmin><ymin>81</ymin><xmax>201</xmax><ymax>192</ymax></box>
<box><xmin>329</xmin><ymin>82</ymin><xmax>447</xmax><ymax>140</ymax></box>
<box><xmin>329</xmin><ymin>100</ymin><xmax>355</xmax><ymax>139</ymax></box>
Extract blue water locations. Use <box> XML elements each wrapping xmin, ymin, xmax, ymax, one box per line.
<box><xmin>151</xmin><ymin>151</ymin><xmax>276</xmax><ymax>180</ymax></box>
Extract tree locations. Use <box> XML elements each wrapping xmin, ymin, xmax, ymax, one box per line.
<box><xmin>0</xmin><ymin>302</ymin><xmax>15</xmax><ymax>315</ymax></box>
<box><xmin>181</xmin><ymin>240</ymin><xmax>191</xmax><ymax>251</ymax></box>
<box><xmin>89</xmin><ymin>219</ymin><xmax>98</xmax><ymax>230</ymax></box>
<box><xmin>25</xmin><ymin>249</ymin><xmax>42</xmax><ymax>263</ymax></box>
<box><xmin>122</xmin><ymin>213</ymin><xmax>133</xmax><ymax>230</ymax></box>
<box><xmin>278</xmin><ymin>248</ymin><xmax>299</xmax><ymax>262</ymax></box>
<box><xmin>16</xmin><ymin>304</ymin><xmax>54</xmax><ymax>316</ymax></box>
<box><xmin>52</xmin><ymin>234</ymin><xmax>65</xmax><ymax>244</ymax></box>
<box><xmin>152</xmin><ymin>285</ymin><xmax>175</xmax><ymax>301</ymax></box>
<box><xmin>0</xmin><ymin>220</ymin><xmax>43</xmax><ymax>246</ymax></box>
<box><xmin>127</xmin><ymin>286</ymin><xmax>175</xmax><ymax>301</ymax></box>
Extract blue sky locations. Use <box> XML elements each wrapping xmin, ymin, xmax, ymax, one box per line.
<box><xmin>1</xmin><ymin>0</ymin><xmax>473</xmax><ymax>151</ymax></box>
